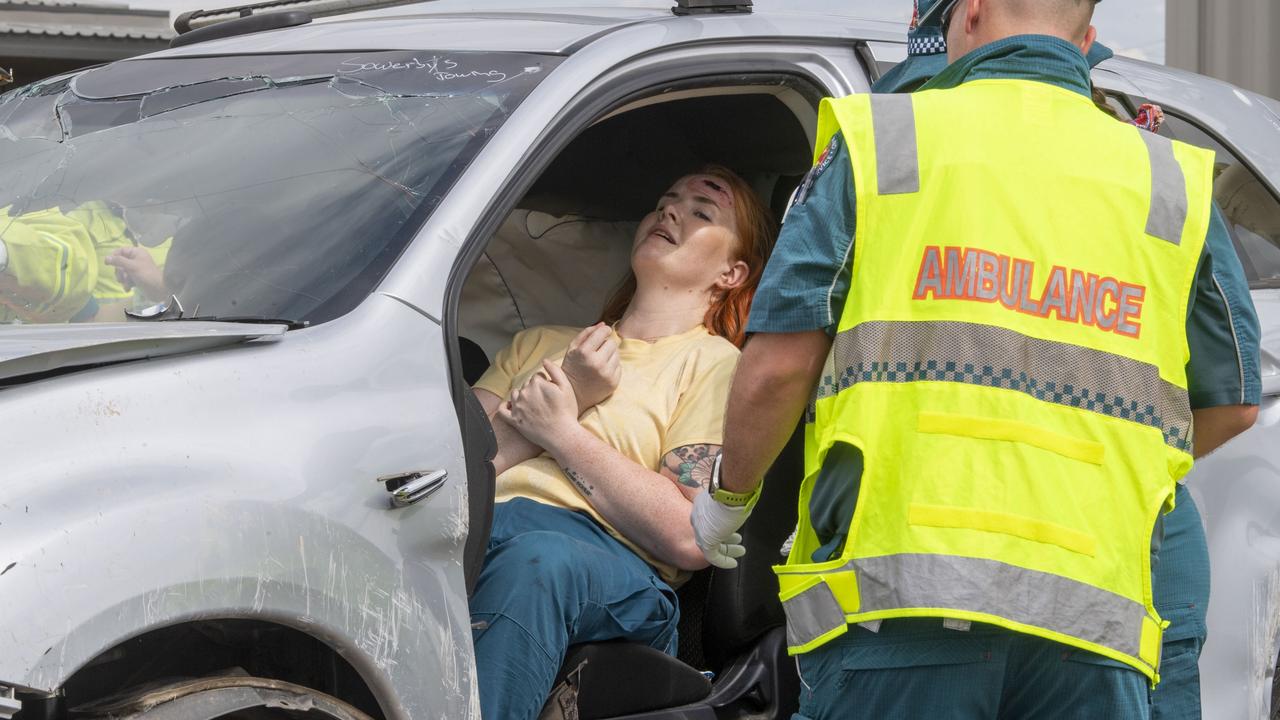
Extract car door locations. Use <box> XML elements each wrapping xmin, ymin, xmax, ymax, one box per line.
<box><xmin>1090</xmin><ymin>76</ymin><xmax>1280</xmax><ymax>719</ymax></box>
<box><xmin>1157</xmin><ymin>110</ymin><xmax>1280</xmax><ymax>720</ymax></box>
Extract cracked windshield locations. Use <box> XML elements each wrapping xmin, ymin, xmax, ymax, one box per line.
<box><xmin>0</xmin><ymin>51</ymin><xmax>559</xmax><ymax>325</ymax></box>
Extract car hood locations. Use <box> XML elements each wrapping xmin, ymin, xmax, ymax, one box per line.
<box><xmin>0</xmin><ymin>322</ymin><xmax>287</xmax><ymax>383</ymax></box>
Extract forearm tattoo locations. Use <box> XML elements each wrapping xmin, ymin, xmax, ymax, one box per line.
<box><xmin>563</xmin><ymin>466</ymin><xmax>594</xmax><ymax>497</ymax></box>
<box><xmin>663</xmin><ymin>444</ymin><xmax>718</xmax><ymax>490</ymax></box>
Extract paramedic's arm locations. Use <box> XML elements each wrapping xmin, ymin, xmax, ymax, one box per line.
<box><xmin>719</xmin><ymin>332</ymin><xmax>830</xmax><ymax>494</ymax></box>
<box><xmin>718</xmin><ymin>133</ymin><xmax>855</xmax><ymax>494</ymax></box>
<box><xmin>1187</xmin><ymin>205</ymin><xmax>1263</xmax><ymax>459</ymax></box>
<box><xmin>474</xmin><ymin>388</ymin><xmax>545</xmax><ymax>476</ymax></box>
<box><xmin>1193</xmin><ymin>406</ymin><xmax>1257</xmax><ymax>458</ymax></box>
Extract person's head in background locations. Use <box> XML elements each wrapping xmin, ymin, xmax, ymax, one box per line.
<box><xmin>932</xmin><ymin>0</ymin><xmax>1099</xmax><ymax>62</ymax></box>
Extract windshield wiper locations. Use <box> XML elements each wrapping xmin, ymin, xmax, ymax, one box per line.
<box><xmin>125</xmin><ymin>296</ymin><xmax>307</xmax><ymax>329</ymax></box>
<box><xmin>167</xmin><ymin>315</ymin><xmax>309</xmax><ymax>330</ymax></box>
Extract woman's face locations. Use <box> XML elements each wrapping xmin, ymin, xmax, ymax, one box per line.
<box><xmin>632</xmin><ymin>174</ymin><xmax>743</xmax><ymax>294</ymax></box>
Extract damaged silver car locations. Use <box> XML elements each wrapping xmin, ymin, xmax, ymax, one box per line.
<box><xmin>0</xmin><ymin>1</ymin><xmax>1276</xmax><ymax>719</ymax></box>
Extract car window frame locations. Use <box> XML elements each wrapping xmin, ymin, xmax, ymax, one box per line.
<box><xmin>1158</xmin><ymin>104</ymin><xmax>1280</xmax><ymax>289</ymax></box>
<box><xmin>1103</xmin><ymin>89</ymin><xmax>1280</xmax><ymax>290</ymax></box>
<box><xmin>438</xmin><ymin>39</ymin><xmax>864</xmax><ymax>589</ymax></box>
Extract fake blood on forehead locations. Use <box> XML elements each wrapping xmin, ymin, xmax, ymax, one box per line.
<box><xmin>679</xmin><ymin>175</ymin><xmax>734</xmax><ymax>209</ymax></box>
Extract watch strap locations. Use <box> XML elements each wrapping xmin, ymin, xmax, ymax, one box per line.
<box><xmin>709</xmin><ymin>452</ymin><xmax>760</xmax><ymax>508</ymax></box>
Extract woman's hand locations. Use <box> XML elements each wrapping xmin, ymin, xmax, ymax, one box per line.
<box><xmin>561</xmin><ymin>323</ymin><xmax>621</xmax><ymax>415</ymax></box>
<box><xmin>499</xmin><ymin>360</ymin><xmax>581</xmax><ymax>451</ymax></box>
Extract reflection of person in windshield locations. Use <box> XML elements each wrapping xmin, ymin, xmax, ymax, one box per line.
<box><xmin>104</xmin><ymin>206</ymin><xmax>179</xmax><ymax>307</ymax></box>
<box><xmin>106</xmin><ymin>242</ymin><xmax>169</xmax><ymax>304</ymax></box>
<box><xmin>0</xmin><ymin>201</ymin><xmax>177</xmax><ymax>323</ymax></box>
<box><xmin>468</xmin><ymin>167</ymin><xmax>777</xmax><ymax>720</ymax></box>
<box><xmin>68</xmin><ymin>201</ymin><xmax>142</xmax><ymax>322</ymax></box>
<box><xmin>0</xmin><ymin>202</ymin><xmax>114</xmax><ymax>323</ymax></box>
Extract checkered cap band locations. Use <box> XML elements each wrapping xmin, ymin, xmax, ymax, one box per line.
<box><xmin>908</xmin><ymin>33</ymin><xmax>948</xmax><ymax>57</ymax></box>
<box><xmin>809</xmin><ymin>320</ymin><xmax>1193</xmax><ymax>453</ymax></box>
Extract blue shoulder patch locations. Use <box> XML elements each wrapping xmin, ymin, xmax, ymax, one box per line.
<box><xmin>793</xmin><ymin>133</ymin><xmax>843</xmax><ymax>210</ymax></box>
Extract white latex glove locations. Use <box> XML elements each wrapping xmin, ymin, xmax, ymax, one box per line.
<box><xmin>691</xmin><ymin>490</ymin><xmax>751</xmax><ymax>569</ymax></box>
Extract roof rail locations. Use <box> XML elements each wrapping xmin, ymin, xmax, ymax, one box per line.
<box><xmin>170</xmin><ymin>9</ymin><xmax>311</xmax><ymax>47</ymax></box>
<box><xmin>672</xmin><ymin>0</ymin><xmax>752</xmax><ymax>15</ymax></box>
<box><xmin>174</xmin><ymin>0</ymin><xmax>428</xmax><ymax>34</ymax></box>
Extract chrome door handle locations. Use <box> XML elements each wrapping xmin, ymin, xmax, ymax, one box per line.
<box><xmin>378</xmin><ymin>469</ymin><xmax>447</xmax><ymax>508</ymax></box>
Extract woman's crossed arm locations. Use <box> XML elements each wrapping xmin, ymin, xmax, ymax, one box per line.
<box><xmin>500</xmin><ymin>361</ymin><xmax>714</xmax><ymax>572</ymax></box>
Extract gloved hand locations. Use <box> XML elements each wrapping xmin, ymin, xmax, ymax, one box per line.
<box><xmin>691</xmin><ymin>490</ymin><xmax>752</xmax><ymax>569</ymax></box>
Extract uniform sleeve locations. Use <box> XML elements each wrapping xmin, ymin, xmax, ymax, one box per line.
<box><xmin>69</xmin><ymin>202</ymin><xmax>135</xmax><ymax>302</ymax></box>
<box><xmin>1185</xmin><ymin>204</ymin><xmax>1263</xmax><ymax>409</ymax></box>
<box><xmin>473</xmin><ymin>327</ymin><xmax>543</xmax><ymax>400</ymax></box>
<box><xmin>746</xmin><ymin>133</ymin><xmax>857</xmax><ymax>337</ymax></box>
<box><xmin>0</xmin><ymin>207</ymin><xmax>98</xmax><ymax>323</ymax></box>
<box><xmin>661</xmin><ymin>349</ymin><xmax>739</xmax><ymax>456</ymax></box>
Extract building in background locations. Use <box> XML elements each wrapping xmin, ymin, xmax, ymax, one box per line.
<box><xmin>0</xmin><ymin>0</ymin><xmax>172</xmax><ymax>89</ymax></box>
<box><xmin>1168</xmin><ymin>0</ymin><xmax>1280</xmax><ymax>100</ymax></box>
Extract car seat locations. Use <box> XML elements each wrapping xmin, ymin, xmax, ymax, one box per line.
<box><xmin>542</xmin><ymin>425</ymin><xmax>806</xmax><ymax>720</ymax></box>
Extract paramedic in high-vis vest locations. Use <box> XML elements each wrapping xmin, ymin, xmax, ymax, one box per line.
<box><xmin>690</xmin><ymin>0</ymin><xmax>1262</xmax><ymax>717</ymax></box>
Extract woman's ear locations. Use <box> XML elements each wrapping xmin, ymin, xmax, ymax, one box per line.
<box><xmin>715</xmin><ymin>260</ymin><xmax>750</xmax><ymax>291</ymax></box>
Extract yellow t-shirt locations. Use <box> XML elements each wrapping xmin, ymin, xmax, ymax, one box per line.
<box><xmin>474</xmin><ymin>324</ymin><xmax>739</xmax><ymax>585</ymax></box>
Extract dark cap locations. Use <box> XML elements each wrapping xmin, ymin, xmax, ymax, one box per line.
<box><xmin>872</xmin><ymin>0</ymin><xmax>1114</xmax><ymax>94</ymax></box>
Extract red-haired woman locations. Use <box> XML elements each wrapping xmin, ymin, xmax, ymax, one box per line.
<box><xmin>470</xmin><ymin>166</ymin><xmax>777</xmax><ymax>720</ymax></box>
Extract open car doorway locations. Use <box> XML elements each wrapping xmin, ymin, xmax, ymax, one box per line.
<box><xmin>448</xmin><ymin>75</ymin><xmax>821</xmax><ymax>719</ymax></box>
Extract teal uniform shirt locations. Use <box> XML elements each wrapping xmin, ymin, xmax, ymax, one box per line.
<box><xmin>747</xmin><ymin>35</ymin><xmax>1262</xmax><ymax>564</ymax></box>
<box><xmin>759</xmin><ymin>35</ymin><xmax>1261</xmax><ymax>718</ymax></box>
<box><xmin>749</xmin><ymin>38</ymin><xmax>1260</xmax><ymax>698</ymax></box>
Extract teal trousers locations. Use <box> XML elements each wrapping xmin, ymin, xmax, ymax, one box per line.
<box><xmin>792</xmin><ymin>618</ymin><xmax>1149</xmax><ymax>720</ymax></box>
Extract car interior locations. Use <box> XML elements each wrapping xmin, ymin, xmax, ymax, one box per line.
<box><xmin>453</xmin><ymin>78</ymin><xmax>823</xmax><ymax>719</ymax></box>
<box><xmin>1096</xmin><ymin>86</ymin><xmax>1280</xmax><ymax>288</ymax></box>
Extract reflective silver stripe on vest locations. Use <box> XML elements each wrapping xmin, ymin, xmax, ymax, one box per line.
<box><xmin>870</xmin><ymin>94</ymin><xmax>920</xmax><ymax>195</ymax></box>
<box><xmin>1140</xmin><ymin>131</ymin><xmax>1188</xmax><ymax>245</ymax></box>
<box><xmin>779</xmin><ymin>554</ymin><xmax>1148</xmax><ymax>660</ymax></box>
<box><xmin>816</xmin><ymin>320</ymin><xmax>1193</xmax><ymax>452</ymax></box>
<box><xmin>855</xmin><ymin>554</ymin><xmax>1146</xmax><ymax>658</ymax></box>
<box><xmin>784</xmin><ymin>581</ymin><xmax>847</xmax><ymax>649</ymax></box>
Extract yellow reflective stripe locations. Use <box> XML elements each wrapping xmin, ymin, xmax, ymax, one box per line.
<box><xmin>908</xmin><ymin>504</ymin><xmax>1097</xmax><ymax>558</ymax></box>
<box><xmin>1140</xmin><ymin>615</ymin><xmax>1165</xmax><ymax>669</ymax></box>
<box><xmin>35</xmin><ymin>230</ymin><xmax>71</xmax><ymax>317</ymax></box>
<box><xmin>917</xmin><ymin>411</ymin><xmax>1106</xmax><ymax>466</ymax></box>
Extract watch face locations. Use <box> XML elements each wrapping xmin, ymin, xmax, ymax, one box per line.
<box><xmin>710</xmin><ymin>452</ymin><xmax>724</xmax><ymax>492</ymax></box>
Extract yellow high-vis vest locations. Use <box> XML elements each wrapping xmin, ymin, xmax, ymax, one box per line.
<box><xmin>774</xmin><ymin>80</ymin><xmax>1214</xmax><ymax>685</ymax></box>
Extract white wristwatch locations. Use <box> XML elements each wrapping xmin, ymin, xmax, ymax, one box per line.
<box><xmin>708</xmin><ymin>452</ymin><xmax>757</xmax><ymax>507</ymax></box>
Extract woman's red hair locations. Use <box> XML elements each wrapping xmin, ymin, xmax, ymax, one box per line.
<box><xmin>599</xmin><ymin>165</ymin><xmax>778</xmax><ymax>347</ymax></box>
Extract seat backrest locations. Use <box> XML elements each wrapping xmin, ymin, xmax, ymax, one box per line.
<box><xmin>458</xmin><ymin>209</ymin><xmax>636</xmax><ymax>360</ymax></box>
<box><xmin>701</xmin><ymin>424</ymin><xmax>806</xmax><ymax>669</ymax></box>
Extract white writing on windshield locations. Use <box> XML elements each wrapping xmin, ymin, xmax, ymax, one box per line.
<box><xmin>337</xmin><ymin>56</ymin><xmax>507</xmax><ymax>83</ymax></box>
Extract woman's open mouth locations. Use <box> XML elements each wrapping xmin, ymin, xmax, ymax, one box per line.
<box><xmin>651</xmin><ymin>227</ymin><xmax>677</xmax><ymax>245</ymax></box>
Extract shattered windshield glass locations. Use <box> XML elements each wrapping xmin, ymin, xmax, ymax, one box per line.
<box><xmin>0</xmin><ymin>51</ymin><xmax>559</xmax><ymax>325</ymax></box>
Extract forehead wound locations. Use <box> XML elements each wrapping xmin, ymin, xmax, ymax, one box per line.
<box><xmin>682</xmin><ymin>175</ymin><xmax>735</xmax><ymax>209</ymax></box>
